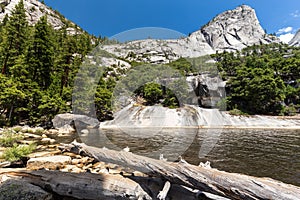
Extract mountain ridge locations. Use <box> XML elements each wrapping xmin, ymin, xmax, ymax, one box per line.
<box><xmin>99</xmin><ymin>5</ymin><xmax>280</xmax><ymax>65</ymax></box>
<box><xmin>0</xmin><ymin>1</ymin><xmax>284</xmax><ymax>64</ymax></box>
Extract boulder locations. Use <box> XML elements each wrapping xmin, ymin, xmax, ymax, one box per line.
<box><xmin>27</xmin><ymin>155</ymin><xmax>71</xmax><ymax>170</ymax></box>
<box><xmin>23</xmin><ymin>133</ymin><xmax>42</xmax><ymax>139</ymax></box>
<box><xmin>0</xmin><ymin>177</ymin><xmax>52</xmax><ymax>200</ymax></box>
<box><xmin>48</xmin><ymin>129</ymin><xmax>58</xmax><ymax>134</ymax></box>
<box><xmin>28</xmin><ymin>151</ymin><xmax>61</xmax><ymax>158</ymax></box>
<box><xmin>57</xmin><ymin>124</ymin><xmax>75</xmax><ymax>135</ymax></box>
<box><xmin>40</xmin><ymin>137</ymin><xmax>56</xmax><ymax>144</ymax></box>
<box><xmin>20</xmin><ymin>125</ymin><xmax>33</xmax><ymax>133</ymax></box>
<box><xmin>52</xmin><ymin>113</ymin><xmax>99</xmax><ymax>129</ymax></box>
<box><xmin>20</xmin><ymin>140</ymin><xmax>35</xmax><ymax>145</ymax></box>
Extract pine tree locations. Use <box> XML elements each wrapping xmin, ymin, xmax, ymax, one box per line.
<box><xmin>0</xmin><ymin>72</ymin><xmax>27</xmax><ymax>125</ymax></box>
<box><xmin>0</xmin><ymin>0</ymin><xmax>28</xmax><ymax>75</ymax></box>
<box><xmin>53</xmin><ymin>27</ymin><xmax>69</xmax><ymax>93</ymax></box>
<box><xmin>0</xmin><ymin>14</ymin><xmax>9</xmax><ymax>44</ymax></box>
<box><xmin>26</xmin><ymin>15</ymin><xmax>54</xmax><ymax>90</ymax></box>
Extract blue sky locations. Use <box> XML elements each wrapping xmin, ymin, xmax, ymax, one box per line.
<box><xmin>44</xmin><ymin>0</ymin><xmax>300</xmax><ymax>43</ymax></box>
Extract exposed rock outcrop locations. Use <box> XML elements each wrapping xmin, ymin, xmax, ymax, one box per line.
<box><xmin>99</xmin><ymin>5</ymin><xmax>279</xmax><ymax>65</ymax></box>
<box><xmin>200</xmin><ymin>5</ymin><xmax>277</xmax><ymax>51</ymax></box>
<box><xmin>0</xmin><ymin>0</ymin><xmax>74</xmax><ymax>30</ymax></box>
<box><xmin>289</xmin><ymin>29</ymin><xmax>300</xmax><ymax>47</ymax></box>
<box><xmin>101</xmin><ymin>104</ymin><xmax>300</xmax><ymax>129</ymax></box>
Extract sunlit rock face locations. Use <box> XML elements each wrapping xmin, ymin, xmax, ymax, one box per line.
<box><xmin>101</xmin><ymin>104</ymin><xmax>300</xmax><ymax>128</ymax></box>
<box><xmin>289</xmin><ymin>30</ymin><xmax>300</xmax><ymax>47</ymax></box>
<box><xmin>200</xmin><ymin>5</ymin><xmax>279</xmax><ymax>51</ymax></box>
<box><xmin>100</xmin><ymin>5</ymin><xmax>279</xmax><ymax>65</ymax></box>
<box><xmin>0</xmin><ymin>0</ymin><xmax>72</xmax><ymax>30</ymax></box>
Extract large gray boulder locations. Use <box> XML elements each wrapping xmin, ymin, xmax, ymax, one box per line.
<box><xmin>52</xmin><ymin>113</ymin><xmax>99</xmax><ymax>129</ymax></box>
<box><xmin>0</xmin><ymin>178</ymin><xmax>52</xmax><ymax>200</ymax></box>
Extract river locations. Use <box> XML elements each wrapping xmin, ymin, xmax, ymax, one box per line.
<box><xmin>77</xmin><ymin>128</ymin><xmax>300</xmax><ymax>186</ymax></box>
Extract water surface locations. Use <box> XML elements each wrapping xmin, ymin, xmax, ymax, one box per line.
<box><xmin>78</xmin><ymin>128</ymin><xmax>300</xmax><ymax>186</ymax></box>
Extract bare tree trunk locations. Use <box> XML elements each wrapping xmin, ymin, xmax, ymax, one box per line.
<box><xmin>0</xmin><ymin>169</ymin><xmax>152</xmax><ymax>200</ymax></box>
<box><xmin>8</xmin><ymin>103</ymin><xmax>13</xmax><ymax>125</ymax></box>
<box><xmin>59</xmin><ymin>141</ymin><xmax>300</xmax><ymax>200</ymax></box>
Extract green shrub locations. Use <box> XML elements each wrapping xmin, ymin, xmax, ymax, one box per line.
<box><xmin>280</xmin><ymin>105</ymin><xmax>298</xmax><ymax>116</ymax></box>
<box><xmin>34</xmin><ymin>128</ymin><xmax>45</xmax><ymax>134</ymax></box>
<box><xmin>163</xmin><ymin>97</ymin><xmax>179</xmax><ymax>109</ymax></box>
<box><xmin>12</xmin><ymin>126</ymin><xmax>22</xmax><ymax>133</ymax></box>
<box><xmin>229</xmin><ymin>108</ymin><xmax>249</xmax><ymax>116</ymax></box>
<box><xmin>0</xmin><ymin>130</ymin><xmax>23</xmax><ymax>147</ymax></box>
<box><xmin>26</xmin><ymin>129</ymin><xmax>34</xmax><ymax>134</ymax></box>
<box><xmin>216</xmin><ymin>98</ymin><xmax>227</xmax><ymax>111</ymax></box>
<box><xmin>3</xmin><ymin>143</ymin><xmax>36</xmax><ymax>162</ymax></box>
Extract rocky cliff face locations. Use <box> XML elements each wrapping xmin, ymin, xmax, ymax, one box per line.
<box><xmin>200</xmin><ymin>5</ymin><xmax>277</xmax><ymax>51</ymax></box>
<box><xmin>0</xmin><ymin>0</ymin><xmax>68</xmax><ymax>29</ymax></box>
<box><xmin>99</xmin><ymin>5</ymin><xmax>279</xmax><ymax>64</ymax></box>
<box><xmin>289</xmin><ymin>29</ymin><xmax>300</xmax><ymax>47</ymax></box>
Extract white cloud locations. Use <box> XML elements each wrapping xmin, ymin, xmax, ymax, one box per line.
<box><xmin>277</xmin><ymin>27</ymin><xmax>293</xmax><ymax>34</ymax></box>
<box><xmin>276</xmin><ymin>26</ymin><xmax>296</xmax><ymax>43</ymax></box>
<box><xmin>278</xmin><ymin>33</ymin><xmax>295</xmax><ymax>44</ymax></box>
<box><xmin>291</xmin><ymin>10</ymin><xmax>300</xmax><ymax>18</ymax></box>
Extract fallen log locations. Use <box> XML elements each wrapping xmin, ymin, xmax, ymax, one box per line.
<box><xmin>0</xmin><ymin>169</ymin><xmax>225</xmax><ymax>200</ymax></box>
<box><xmin>0</xmin><ymin>169</ymin><xmax>152</xmax><ymax>200</ymax></box>
<box><xmin>60</xmin><ymin>141</ymin><xmax>300</xmax><ymax>200</ymax></box>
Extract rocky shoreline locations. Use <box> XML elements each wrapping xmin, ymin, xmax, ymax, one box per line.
<box><xmin>0</xmin><ymin>126</ymin><xmax>129</xmax><ymax>174</ymax></box>
<box><xmin>0</xmin><ymin>125</ymin><xmax>300</xmax><ymax>199</ymax></box>
<box><xmin>0</xmin><ymin>126</ymin><xmax>150</xmax><ymax>199</ymax></box>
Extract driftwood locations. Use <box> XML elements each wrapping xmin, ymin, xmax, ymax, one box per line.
<box><xmin>0</xmin><ymin>169</ymin><xmax>214</xmax><ymax>200</ymax></box>
<box><xmin>157</xmin><ymin>181</ymin><xmax>171</xmax><ymax>200</ymax></box>
<box><xmin>0</xmin><ymin>169</ymin><xmax>152</xmax><ymax>200</ymax></box>
<box><xmin>60</xmin><ymin>141</ymin><xmax>300</xmax><ymax>200</ymax></box>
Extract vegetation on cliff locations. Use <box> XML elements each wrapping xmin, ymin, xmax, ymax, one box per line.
<box><xmin>213</xmin><ymin>43</ymin><xmax>300</xmax><ymax>115</ymax></box>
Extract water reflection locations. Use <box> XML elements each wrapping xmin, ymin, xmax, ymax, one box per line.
<box><xmin>77</xmin><ymin>128</ymin><xmax>300</xmax><ymax>186</ymax></box>
<box><xmin>79</xmin><ymin>127</ymin><xmax>197</xmax><ymax>162</ymax></box>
